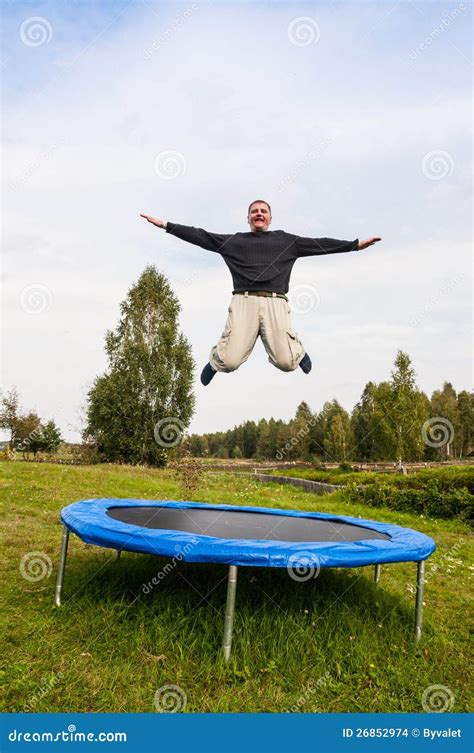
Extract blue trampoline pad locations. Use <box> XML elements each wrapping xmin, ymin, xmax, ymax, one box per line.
<box><xmin>61</xmin><ymin>499</ymin><xmax>436</xmax><ymax>568</ymax></box>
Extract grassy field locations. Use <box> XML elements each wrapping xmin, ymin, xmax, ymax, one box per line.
<box><xmin>1</xmin><ymin>461</ymin><xmax>472</xmax><ymax>713</ymax></box>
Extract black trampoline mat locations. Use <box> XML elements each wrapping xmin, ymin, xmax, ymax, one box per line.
<box><xmin>106</xmin><ymin>506</ymin><xmax>390</xmax><ymax>543</ymax></box>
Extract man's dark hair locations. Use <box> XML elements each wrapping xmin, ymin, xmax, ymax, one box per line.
<box><xmin>248</xmin><ymin>199</ymin><xmax>272</xmax><ymax>215</ymax></box>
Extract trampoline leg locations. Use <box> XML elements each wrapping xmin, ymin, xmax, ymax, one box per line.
<box><xmin>374</xmin><ymin>564</ymin><xmax>381</xmax><ymax>585</ymax></box>
<box><xmin>222</xmin><ymin>565</ymin><xmax>238</xmax><ymax>662</ymax></box>
<box><xmin>54</xmin><ymin>526</ymin><xmax>69</xmax><ymax>607</ymax></box>
<box><xmin>116</xmin><ymin>550</ymin><xmax>121</xmax><ymax>560</ymax></box>
<box><xmin>415</xmin><ymin>560</ymin><xmax>425</xmax><ymax>643</ymax></box>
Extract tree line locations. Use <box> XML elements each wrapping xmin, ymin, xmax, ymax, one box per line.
<box><xmin>0</xmin><ymin>388</ymin><xmax>62</xmax><ymax>457</ymax></box>
<box><xmin>1</xmin><ymin>267</ymin><xmax>471</xmax><ymax>467</ymax></box>
<box><xmin>187</xmin><ymin>352</ymin><xmax>473</xmax><ymax>464</ymax></box>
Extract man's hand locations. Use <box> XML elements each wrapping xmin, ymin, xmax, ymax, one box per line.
<box><xmin>140</xmin><ymin>214</ymin><xmax>167</xmax><ymax>229</ymax></box>
<box><xmin>358</xmin><ymin>237</ymin><xmax>382</xmax><ymax>250</ymax></box>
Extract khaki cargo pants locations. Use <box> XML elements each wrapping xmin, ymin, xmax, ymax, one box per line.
<box><xmin>209</xmin><ymin>293</ymin><xmax>306</xmax><ymax>373</ymax></box>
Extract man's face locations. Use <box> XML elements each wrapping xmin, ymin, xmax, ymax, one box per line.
<box><xmin>247</xmin><ymin>202</ymin><xmax>272</xmax><ymax>232</ymax></box>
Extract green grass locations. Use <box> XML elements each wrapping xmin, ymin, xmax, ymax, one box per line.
<box><xmin>1</xmin><ymin>461</ymin><xmax>472</xmax><ymax>713</ymax></box>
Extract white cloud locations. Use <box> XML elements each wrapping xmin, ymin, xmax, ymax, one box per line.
<box><xmin>2</xmin><ymin>1</ymin><xmax>471</xmax><ymax>440</ymax></box>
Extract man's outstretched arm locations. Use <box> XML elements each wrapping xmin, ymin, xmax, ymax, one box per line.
<box><xmin>293</xmin><ymin>233</ymin><xmax>382</xmax><ymax>257</ymax></box>
<box><xmin>358</xmin><ymin>237</ymin><xmax>382</xmax><ymax>250</ymax></box>
<box><xmin>140</xmin><ymin>214</ymin><xmax>231</xmax><ymax>253</ymax></box>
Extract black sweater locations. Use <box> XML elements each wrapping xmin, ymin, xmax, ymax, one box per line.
<box><xmin>165</xmin><ymin>223</ymin><xmax>359</xmax><ymax>294</ymax></box>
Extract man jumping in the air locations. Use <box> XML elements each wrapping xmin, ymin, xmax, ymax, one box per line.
<box><xmin>140</xmin><ymin>201</ymin><xmax>381</xmax><ymax>385</ymax></box>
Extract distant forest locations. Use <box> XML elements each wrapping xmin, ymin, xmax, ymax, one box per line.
<box><xmin>187</xmin><ymin>352</ymin><xmax>473</xmax><ymax>464</ymax></box>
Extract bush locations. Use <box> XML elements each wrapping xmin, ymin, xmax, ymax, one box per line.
<box><xmin>344</xmin><ymin>480</ymin><xmax>473</xmax><ymax>525</ymax></box>
<box><xmin>401</xmin><ymin>467</ymin><xmax>474</xmax><ymax>493</ymax></box>
<box><xmin>75</xmin><ymin>444</ymin><xmax>103</xmax><ymax>464</ymax></box>
<box><xmin>168</xmin><ymin>446</ymin><xmax>206</xmax><ymax>500</ymax></box>
<box><xmin>270</xmin><ymin>464</ymin><xmax>474</xmax><ymax>523</ymax></box>
<box><xmin>272</xmin><ymin>464</ymin><xmax>474</xmax><ymax>491</ymax></box>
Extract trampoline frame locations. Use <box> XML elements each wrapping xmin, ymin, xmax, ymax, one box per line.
<box><xmin>54</xmin><ymin>513</ymin><xmax>429</xmax><ymax>661</ymax></box>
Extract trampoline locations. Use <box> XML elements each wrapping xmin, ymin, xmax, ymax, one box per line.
<box><xmin>55</xmin><ymin>499</ymin><xmax>436</xmax><ymax>660</ymax></box>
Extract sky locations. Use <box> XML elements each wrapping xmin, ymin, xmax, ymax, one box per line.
<box><xmin>1</xmin><ymin>0</ymin><xmax>472</xmax><ymax>442</ymax></box>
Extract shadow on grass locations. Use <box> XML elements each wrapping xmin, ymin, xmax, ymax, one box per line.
<box><xmin>57</xmin><ymin>544</ymin><xmax>421</xmax><ymax>661</ymax></box>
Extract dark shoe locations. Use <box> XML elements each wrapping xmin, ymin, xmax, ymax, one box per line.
<box><xmin>200</xmin><ymin>362</ymin><xmax>217</xmax><ymax>386</ymax></box>
<box><xmin>299</xmin><ymin>352</ymin><xmax>312</xmax><ymax>374</ymax></box>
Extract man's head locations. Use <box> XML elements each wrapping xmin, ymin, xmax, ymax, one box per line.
<box><xmin>247</xmin><ymin>200</ymin><xmax>272</xmax><ymax>232</ymax></box>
